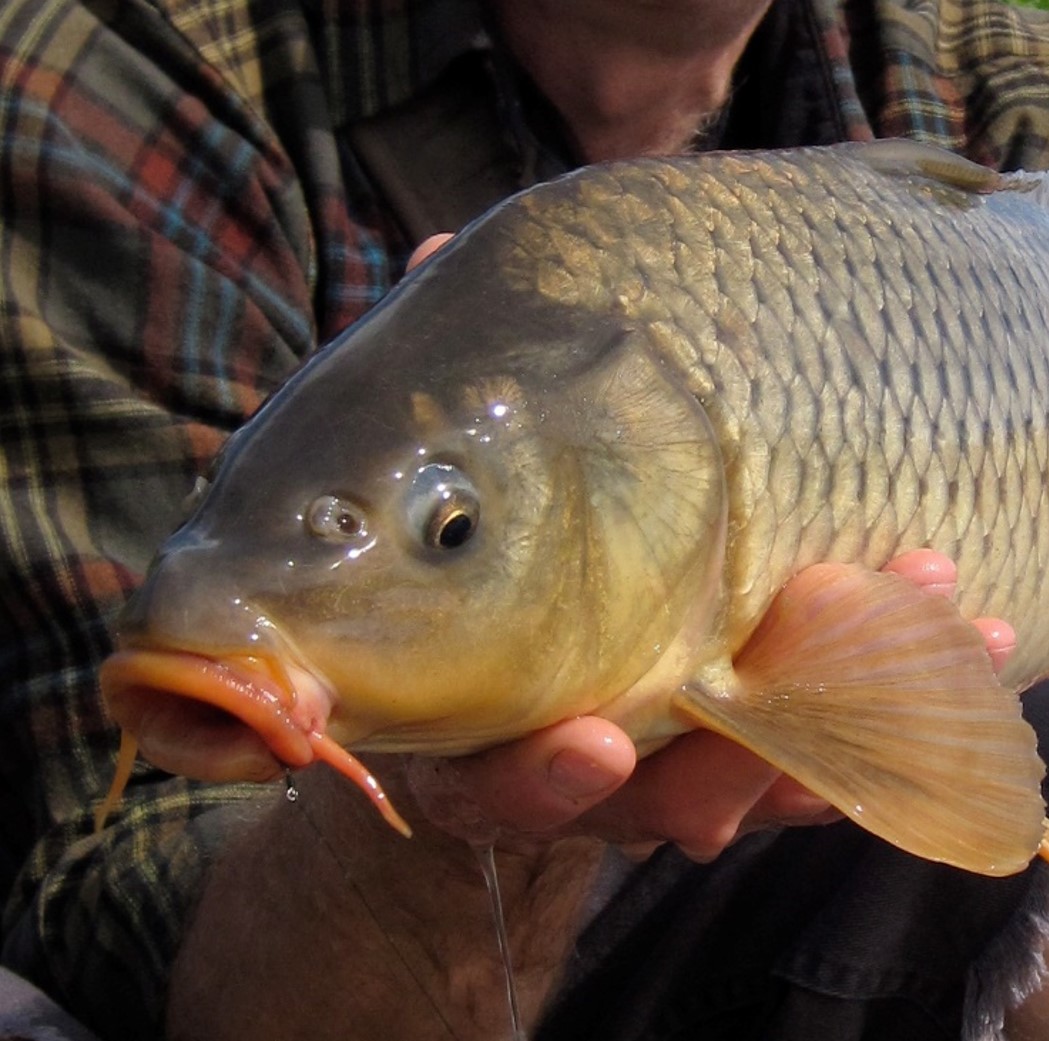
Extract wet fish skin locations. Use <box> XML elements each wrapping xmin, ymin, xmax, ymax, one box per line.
<box><xmin>492</xmin><ymin>143</ymin><xmax>1049</xmax><ymax>682</ymax></box>
<box><xmin>102</xmin><ymin>141</ymin><xmax>1049</xmax><ymax>875</ymax></box>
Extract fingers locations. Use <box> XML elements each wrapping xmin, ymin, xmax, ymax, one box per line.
<box><xmin>580</xmin><ymin>731</ymin><xmax>776</xmax><ymax>860</ymax></box>
<box><xmin>972</xmin><ymin>616</ymin><xmax>1017</xmax><ymax>675</ymax></box>
<box><xmin>411</xmin><ymin>719</ymin><xmax>831</xmax><ymax>862</ymax></box>
<box><xmin>407</xmin><ymin>717</ymin><xmax>635</xmax><ymax>844</ymax></box>
<box><xmin>881</xmin><ymin>548</ymin><xmax>957</xmax><ymax>596</ymax></box>
<box><xmin>406</xmin><ymin>233</ymin><xmax>454</xmax><ymax>272</ymax></box>
<box><xmin>412</xmin><ymin>549</ymin><xmax>1015</xmax><ymax>860</ymax></box>
<box><xmin>882</xmin><ymin>549</ymin><xmax>1014</xmax><ymax>673</ymax></box>
<box><xmin>578</xmin><ymin>730</ymin><xmax>835</xmax><ymax>861</ymax></box>
<box><xmin>739</xmin><ymin>775</ymin><xmax>842</xmax><ymax>834</ymax></box>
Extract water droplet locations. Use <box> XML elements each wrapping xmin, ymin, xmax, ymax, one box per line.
<box><xmin>284</xmin><ymin>771</ymin><xmax>299</xmax><ymax>802</ymax></box>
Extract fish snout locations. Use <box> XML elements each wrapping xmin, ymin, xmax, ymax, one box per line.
<box><xmin>102</xmin><ymin>550</ymin><xmax>336</xmax><ymax>784</ymax></box>
<box><xmin>116</xmin><ymin>538</ymin><xmax>272</xmax><ymax>654</ymax></box>
<box><xmin>100</xmin><ymin>589</ymin><xmax>414</xmax><ymax>833</ymax></box>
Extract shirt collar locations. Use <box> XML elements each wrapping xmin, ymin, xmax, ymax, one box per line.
<box><xmin>312</xmin><ymin>0</ymin><xmax>872</xmax><ymax>149</ymax></box>
<box><xmin>304</xmin><ymin>0</ymin><xmax>489</xmax><ymax>125</ymax></box>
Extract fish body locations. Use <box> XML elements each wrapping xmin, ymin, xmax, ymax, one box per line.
<box><xmin>101</xmin><ymin>141</ymin><xmax>1049</xmax><ymax>874</ymax></box>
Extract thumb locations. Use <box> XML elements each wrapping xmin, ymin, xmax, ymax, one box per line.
<box><xmin>407</xmin><ymin>717</ymin><xmax>636</xmax><ymax>842</ymax></box>
<box><xmin>406</xmin><ymin>233</ymin><xmax>455</xmax><ymax>272</ymax></box>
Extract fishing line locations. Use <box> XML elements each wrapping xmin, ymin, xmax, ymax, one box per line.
<box><xmin>474</xmin><ymin>843</ymin><xmax>528</xmax><ymax>1041</ymax></box>
<box><xmin>284</xmin><ymin>770</ymin><xmax>464</xmax><ymax>1041</ymax></box>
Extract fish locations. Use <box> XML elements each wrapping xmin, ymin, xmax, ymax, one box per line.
<box><xmin>98</xmin><ymin>139</ymin><xmax>1049</xmax><ymax>876</ymax></box>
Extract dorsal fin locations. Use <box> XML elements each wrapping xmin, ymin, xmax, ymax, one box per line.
<box><xmin>1000</xmin><ymin>167</ymin><xmax>1049</xmax><ymax>208</ymax></box>
<box><xmin>850</xmin><ymin>138</ymin><xmax>1002</xmax><ymax>194</ymax></box>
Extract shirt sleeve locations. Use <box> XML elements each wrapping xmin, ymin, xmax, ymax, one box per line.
<box><xmin>853</xmin><ymin>0</ymin><xmax>1049</xmax><ymax>171</ymax></box>
<box><xmin>0</xmin><ymin>1</ymin><xmax>399</xmax><ymax>1035</ymax></box>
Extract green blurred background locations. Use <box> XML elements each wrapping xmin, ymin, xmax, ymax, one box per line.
<box><xmin>1011</xmin><ymin>0</ymin><xmax>1049</xmax><ymax>9</ymax></box>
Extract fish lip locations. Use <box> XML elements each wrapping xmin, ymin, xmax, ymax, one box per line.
<box><xmin>99</xmin><ymin>646</ymin><xmax>414</xmax><ymax>837</ymax></box>
<box><xmin>98</xmin><ymin>647</ymin><xmax>324</xmax><ymax>782</ymax></box>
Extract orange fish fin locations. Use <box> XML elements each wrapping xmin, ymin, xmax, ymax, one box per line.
<box><xmin>93</xmin><ymin>730</ymin><xmax>139</xmax><ymax>833</ymax></box>
<box><xmin>673</xmin><ymin>563</ymin><xmax>1045</xmax><ymax>876</ymax></box>
<box><xmin>851</xmin><ymin>139</ymin><xmax>1002</xmax><ymax>194</ymax></box>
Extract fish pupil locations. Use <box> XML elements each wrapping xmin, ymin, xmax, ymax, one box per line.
<box><xmin>437</xmin><ymin>510</ymin><xmax>474</xmax><ymax>548</ymax></box>
<box><xmin>409</xmin><ymin>464</ymin><xmax>480</xmax><ymax>550</ymax></box>
<box><xmin>336</xmin><ymin>510</ymin><xmax>363</xmax><ymax>536</ymax></box>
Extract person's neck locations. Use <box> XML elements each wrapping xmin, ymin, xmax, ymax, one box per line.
<box><xmin>489</xmin><ymin>0</ymin><xmax>774</xmax><ymax>162</ymax></box>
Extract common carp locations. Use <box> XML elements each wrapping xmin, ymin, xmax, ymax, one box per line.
<box><xmin>99</xmin><ymin>140</ymin><xmax>1049</xmax><ymax>876</ymax></box>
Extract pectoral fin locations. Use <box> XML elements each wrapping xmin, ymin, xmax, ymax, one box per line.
<box><xmin>673</xmin><ymin>563</ymin><xmax>1045</xmax><ymax>876</ymax></box>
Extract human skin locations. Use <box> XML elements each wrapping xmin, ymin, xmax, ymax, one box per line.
<box><xmin>164</xmin><ymin>4</ymin><xmax>1021</xmax><ymax>1035</ymax></box>
<box><xmin>488</xmin><ymin>0</ymin><xmax>776</xmax><ymax>160</ymax></box>
<box><xmin>165</xmin><ymin>552</ymin><xmax>1016</xmax><ymax>1041</ymax></box>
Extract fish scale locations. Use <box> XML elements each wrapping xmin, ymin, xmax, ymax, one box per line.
<box><xmin>499</xmin><ymin>150</ymin><xmax>1049</xmax><ymax>676</ymax></box>
<box><xmin>100</xmin><ymin>140</ymin><xmax>1049</xmax><ymax>874</ymax></box>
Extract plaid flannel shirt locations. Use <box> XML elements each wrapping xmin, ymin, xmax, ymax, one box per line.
<box><xmin>1</xmin><ymin>0</ymin><xmax>1048</xmax><ymax>1036</ymax></box>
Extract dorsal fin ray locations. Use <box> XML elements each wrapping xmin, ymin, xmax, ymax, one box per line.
<box><xmin>849</xmin><ymin>138</ymin><xmax>1002</xmax><ymax>193</ymax></box>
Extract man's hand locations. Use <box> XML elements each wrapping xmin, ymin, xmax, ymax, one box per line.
<box><xmin>407</xmin><ymin>236</ymin><xmax>1017</xmax><ymax>862</ymax></box>
<box><xmin>170</xmin><ymin>241</ymin><xmax>1021</xmax><ymax>1041</ymax></box>
<box><xmin>409</xmin><ymin>549</ymin><xmax>1016</xmax><ymax>860</ymax></box>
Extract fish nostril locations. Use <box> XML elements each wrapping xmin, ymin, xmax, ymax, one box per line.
<box><xmin>306</xmin><ymin>494</ymin><xmax>369</xmax><ymax>541</ymax></box>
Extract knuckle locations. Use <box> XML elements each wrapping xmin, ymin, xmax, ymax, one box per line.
<box><xmin>661</xmin><ymin>811</ymin><xmax>741</xmax><ymax>863</ymax></box>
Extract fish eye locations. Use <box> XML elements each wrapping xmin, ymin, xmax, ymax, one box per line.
<box><xmin>306</xmin><ymin>494</ymin><xmax>367</xmax><ymax>541</ymax></box>
<box><xmin>407</xmin><ymin>464</ymin><xmax>480</xmax><ymax>551</ymax></box>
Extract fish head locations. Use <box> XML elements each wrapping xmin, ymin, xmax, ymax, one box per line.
<box><xmin>101</xmin><ymin>191</ymin><xmax>728</xmax><ymax>789</ymax></box>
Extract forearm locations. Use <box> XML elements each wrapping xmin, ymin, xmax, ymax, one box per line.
<box><xmin>165</xmin><ymin>761</ymin><xmax>604</xmax><ymax>1040</ymax></box>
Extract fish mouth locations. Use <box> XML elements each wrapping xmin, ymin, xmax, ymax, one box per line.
<box><xmin>100</xmin><ymin>649</ymin><xmax>318</xmax><ymax>782</ymax></box>
<box><xmin>99</xmin><ymin>649</ymin><xmax>412</xmax><ymax>836</ymax></box>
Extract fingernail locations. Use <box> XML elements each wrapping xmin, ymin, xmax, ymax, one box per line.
<box><xmin>618</xmin><ymin>841</ymin><xmax>662</xmax><ymax>863</ymax></box>
<box><xmin>973</xmin><ymin>617</ymin><xmax>1017</xmax><ymax>674</ymax></box>
<box><xmin>547</xmin><ymin>748</ymin><xmax>623</xmax><ymax>802</ymax></box>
